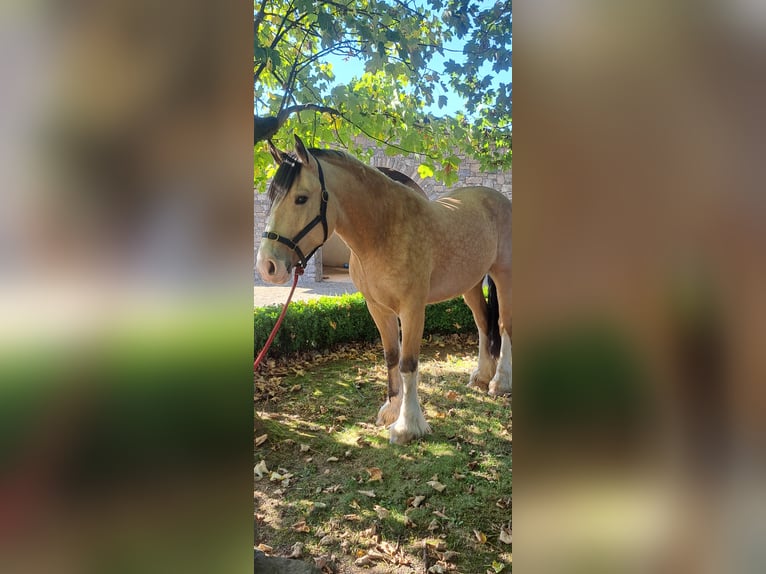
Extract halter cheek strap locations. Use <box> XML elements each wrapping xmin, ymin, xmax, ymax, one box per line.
<box><xmin>262</xmin><ymin>159</ymin><xmax>329</xmax><ymax>270</ymax></box>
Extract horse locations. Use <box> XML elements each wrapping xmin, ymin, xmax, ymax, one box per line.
<box><xmin>256</xmin><ymin>135</ymin><xmax>512</xmax><ymax>444</ymax></box>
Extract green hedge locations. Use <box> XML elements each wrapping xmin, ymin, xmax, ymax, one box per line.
<box><xmin>254</xmin><ymin>292</ymin><xmax>476</xmax><ymax>357</ymax></box>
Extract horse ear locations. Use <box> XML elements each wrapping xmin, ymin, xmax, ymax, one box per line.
<box><xmin>267</xmin><ymin>140</ymin><xmax>284</xmax><ymax>164</ymax></box>
<box><xmin>293</xmin><ymin>134</ymin><xmax>311</xmax><ymax>165</ymax></box>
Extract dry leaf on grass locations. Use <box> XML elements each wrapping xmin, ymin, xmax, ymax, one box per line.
<box><xmin>474</xmin><ymin>529</ymin><xmax>488</xmax><ymax>544</ymax></box>
<box><xmin>366</xmin><ymin>467</ymin><xmax>383</xmax><ymax>482</ymax></box>
<box><xmin>292</xmin><ymin>521</ymin><xmax>310</xmax><ymax>533</ymax></box>
<box><xmin>427</xmin><ymin>480</ymin><xmax>446</xmax><ymax>493</ymax></box>
<box><xmin>358</xmin><ymin>489</ymin><xmax>376</xmax><ymax>498</ymax></box>
<box><xmin>343</xmin><ymin>513</ymin><xmax>361</xmax><ymax>521</ymax></box>
<box><xmin>446</xmin><ymin>390</ymin><xmax>459</xmax><ymax>401</ymax></box>
<box><xmin>498</xmin><ymin>527</ymin><xmax>513</xmax><ymax>545</ymax></box>
<box><xmin>254</xmin><ymin>460</ymin><xmax>268</xmax><ymax>479</ymax></box>
<box><xmin>326</xmin><ymin>456</ymin><xmax>339</xmax><ymax>462</ymax></box>
<box><xmin>256</xmin><ymin>543</ymin><xmax>273</xmax><ymax>553</ymax></box>
<box><xmin>289</xmin><ymin>542</ymin><xmax>304</xmax><ymax>558</ymax></box>
<box><xmin>299</xmin><ymin>443</ymin><xmax>310</xmax><ymax>453</ymax></box>
<box><xmin>442</xmin><ymin>551</ymin><xmax>459</xmax><ymax>563</ymax></box>
<box><xmin>373</xmin><ymin>505</ymin><xmax>390</xmax><ymax>519</ymax></box>
<box><xmin>255</xmin><ymin>433</ymin><xmax>268</xmax><ymax>447</ymax></box>
<box><xmin>427</xmin><ymin>518</ymin><xmax>440</xmax><ymax>531</ymax></box>
<box><xmin>409</xmin><ymin>495</ymin><xmax>427</xmax><ymax>508</ymax></box>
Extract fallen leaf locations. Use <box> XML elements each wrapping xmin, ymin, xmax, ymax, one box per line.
<box><xmin>427</xmin><ymin>518</ymin><xmax>440</xmax><ymax>531</ymax></box>
<box><xmin>442</xmin><ymin>551</ymin><xmax>459</xmax><ymax>563</ymax></box>
<box><xmin>427</xmin><ymin>480</ymin><xmax>446</xmax><ymax>493</ymax></box>
<box><xmin>292</xmin><ymin>521</ymin><xmax>310</xmax><ymax>533</ymax></box>
<box><xmin>354</xmin><ymin>555</ymin><xmax>375</xmax><ymax>566</ymax></box>
<box><xmin>358</xmin><ymin>490</ymin><xmax>376</xmax><ymax>498</ymax></box>
<box><xmin>289</xmin><ymin>384</ymin><xmax>302</xmax><ymax>392</ymax></box>
<box><xmin>428</xmin><ymin>565</ymin><xmax>446</xmax><ymax>574</ymax></box>
<box><xmin>343</xmin><ymin>513</ymin><xmax>361</xmax><ymax>521</ymax></box>
<box><xmin>410</xmin><ymin>495</ymin><xmax>426</xmax><ymax>508</ymax></box>
<box><xmin>474</xmin><ymin>529</ymin><xmax>487</xmax><ymax>544</ymax></box>
<box><xmin>318</xmin><ymin>535</ymin><xmax>335</xmax><ymax>546</ymax></box>
<box><xmin>256</xmin><ymin>543</ymin><xmax>273</xmax><ymax>553</ymax></box>
<box><xmin>491</xmin><ymin>560</ymin><xmax>506</xmax><ymax>573</ymax></box>
<box><xmin>289</xmin><ymin>542</ymin><xmax>304</xmax><ymax>558</ymax></box>
<box><xmin>453</xmin><ymin>472</ymin><xmax>466</xmax><ymax>480</ymax></box>
<box><xmin>373</xmin><ymin>505</ymin><xmax>390</xmax><ymax>519</ymax></box>
<box><xmin>299</xmin><ymin>443</ymin><xmax>310</xmax><ymax>453</ymax></box>
<box><xmin>366</xmin><ymin>467</ymin><xmax>383</xmax><ymax>482</ymax></box>
<box><xmin>269</xmin><ymin>471</ymin><xmax>284</xmax><ymax>482</ymax></box>
<box><xmin>498</xmin><ymin>527</ymin><xmax>513</xmax><ymax>545</ymax></box>
<box><xmin>432</xmin><ymin>509</ymin><xmax>451</xmax><ymax>519</ymax></box>
<box><xmin>255</xmin><ymin>433</ymin><xmax>268</xmax><ymax>447</ymax></box>
<box><xmin>403</xmin><ymin>515</ymin><xmax>416</xmax><ymax>528</ymax></box>
<box><xmin>326</xmin><ymin>456</ymin><xmax>339</xmax><ymax>462</ymax></box>
<box><xmin>446</xmin><ymin>390</ymin><xmax>459</xmax><ymax>401</ymax></box>
<box><xmin>254</xmin><ymin>460</ymin><xmax>268</xmax><ymax>479</ymax></box>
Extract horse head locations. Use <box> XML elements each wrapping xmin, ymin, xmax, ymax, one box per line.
<box><xmin>256</xmin><ymin>135</ymin><xmax>336</xmax><ymax>283</ymax></box>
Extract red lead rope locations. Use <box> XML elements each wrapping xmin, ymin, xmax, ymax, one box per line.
<box><xmin>254</xmin><ymin>267</ymin><xmax>303</xmax><ymax>371</ymax></box>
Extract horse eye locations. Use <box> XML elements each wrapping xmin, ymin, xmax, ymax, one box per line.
<box><xmin>295</xmin><ymin>195</ymin><xmax>308</xmax><ymax>205</ymax></box>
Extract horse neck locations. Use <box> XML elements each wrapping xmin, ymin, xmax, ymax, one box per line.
<box><xmin>322</xmin><ymin>159</ymin><xmax>406</xmax><ymax>256</ymax></box>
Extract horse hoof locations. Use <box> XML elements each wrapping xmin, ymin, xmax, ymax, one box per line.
<box><xmin>389</xmin><ymin>418</ymin><xmax>431</xmax><ymax>445</ymax></box>
<box><xmin>488</xmin><ymin>373</ymin><xmax>512</xmax><ymax>396</ymax></box>
<box><xmin>376</xmin><ymin>400</ymin><xmax>401</xmax><ymax>426</ymax></box>
<box><xmin>468</xmin><ymin>368</ymin><xmax>490</xmax><ymax>391</ymax></box>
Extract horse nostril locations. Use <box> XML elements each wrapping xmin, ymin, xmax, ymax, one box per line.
<box><xmin>267</xmin><ymin>260</ymin><xmax>276</xmax><ymax>276</ymax></box>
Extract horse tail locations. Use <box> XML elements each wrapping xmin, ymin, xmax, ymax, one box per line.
<box><xmin>487</xmin><ymin>276</ymin><xmax>501</xmax><ymax>359</ymax></box>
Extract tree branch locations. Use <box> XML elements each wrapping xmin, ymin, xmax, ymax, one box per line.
<box><xmin>254</xmin><ymin>104</ymin><xmax>341</xmax><ymax>144</ymax></box>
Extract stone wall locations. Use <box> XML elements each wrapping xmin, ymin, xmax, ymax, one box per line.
<box><xmin>255</xmin><ymin>148</ymin><xmax>511</xmax><ymax>282</ymax></box>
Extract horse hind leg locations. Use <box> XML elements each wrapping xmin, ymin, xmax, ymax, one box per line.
<box><xmin>488</xmin><ymin>273</ymin><xmax>512</xmax><ymax>396</ymax></box>
<box><xmin>462</xmin><ymin>279</ymin><xmax>498</xmax><ymax>391</ymax></box>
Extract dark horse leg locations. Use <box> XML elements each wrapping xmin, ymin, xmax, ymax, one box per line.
<box><xmin>463</xmin><ymin>278</ymin><xmax>499</xmax><ymax>391</ymax></box>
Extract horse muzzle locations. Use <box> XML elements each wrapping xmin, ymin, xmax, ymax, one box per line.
<box><xmin>256</xmin><ymin>249</ymin><xmax>293</xmax><ymax>284</ymax></box>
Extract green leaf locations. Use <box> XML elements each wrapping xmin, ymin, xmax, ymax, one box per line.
<box><xmin>417</xmin><ymin>163</ymin><xmax>435</xmax><ymax>179</ymax></box>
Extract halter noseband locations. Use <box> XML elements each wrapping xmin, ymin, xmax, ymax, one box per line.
<box><xmin>261</xmin><ymin>158</ymin><xmax>330</xmax><ymax>270</ymax></box>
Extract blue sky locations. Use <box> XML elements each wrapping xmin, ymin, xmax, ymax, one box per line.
<box><xmin>324</xmin><ymin>36</ymin><xmax>512</xmax><ymax>119</ymax></box>
<box><xmin>323</xmin><ymin>1</ymin><xmax>511</xmax><ymax>119</ymax></box>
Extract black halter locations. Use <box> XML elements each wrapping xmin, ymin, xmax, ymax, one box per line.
<box><xmin>261</xmin><ymin>159</ymin><xmax>330</xmax><ymax>270</ymax></box>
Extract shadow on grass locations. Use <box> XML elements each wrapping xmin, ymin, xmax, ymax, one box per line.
<box><xmin>254</xmin><ymin>336</ymin><xmax>512</xmax><ymax>574</ymax></box>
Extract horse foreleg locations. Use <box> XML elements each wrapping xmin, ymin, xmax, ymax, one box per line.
<box><xmin>389</xmin><ymin>305</ymin><xmax>431</xmax><ymax>444</ymax></box>
<box><xmin>463</xmin><ymin>280</ymin><xmax>498</xmax><ymax>391</ymax></box>
<box><xmin>366</xmin><ymin>300</ymin><xmax>403</xmax><ymax>426</ymax></box>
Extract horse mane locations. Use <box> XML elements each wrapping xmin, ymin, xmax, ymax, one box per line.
<box><xmin>267</xmin><ymin>147</ymin><xmax>424</xmax><ymax>207</ymax></box>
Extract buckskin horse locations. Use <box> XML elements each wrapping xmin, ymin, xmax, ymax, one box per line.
<box><xmin>256</xmin><ymin>135</ymin><xmax>512</xmax><ymax>444</ymax></box>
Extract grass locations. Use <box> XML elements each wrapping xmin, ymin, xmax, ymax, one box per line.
<box><xmin>255</xmin><ymin>334</ymin><xmax>512</xmax><ymax>573</ymax></box>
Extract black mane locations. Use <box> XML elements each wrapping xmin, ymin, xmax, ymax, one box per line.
<box><xmin>267</xmin><ymin>148</ymin><xmax>346</xmax><ymax>207</ymax></box>
<box><xmin>266</xmin><ymin>148</ymin><xmax>421</xmax><ymax>207</ymax></box>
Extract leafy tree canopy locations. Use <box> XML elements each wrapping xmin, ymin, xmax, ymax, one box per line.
<box><xmin>254</xmin><ymin>0</ymin><xmax>511</xmax><ymax>188</ymax></box>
